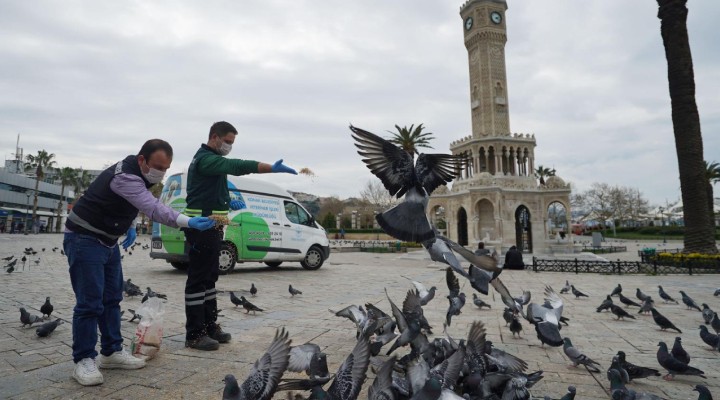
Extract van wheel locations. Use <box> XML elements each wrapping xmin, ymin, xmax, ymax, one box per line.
<box><xmin>265</xmin><ymin>261</ymin><xmax>283</xmax><ymax>268</ymax></box>
<box><xmin>170</xmin><ymin>262</ymin><xmax>188</xmax><ymax>271</ymax></box>
<box><xmin>301</xmin><ymin>246</ymin><xmax>324</xmax><ymax>270</ymax></box>
<box><xmin>218</xmin><ymin>242</ymin><xmax>236</xmax><ymax>275</ymax></box>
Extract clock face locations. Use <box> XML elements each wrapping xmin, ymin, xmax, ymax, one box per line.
<box><xmin>490</xmin><ymin>11</ymin><xmax>502</xmax><ymax>24</ymax></box>
<box><xmin>465</xmin><ymin>16</ymin><xmax>473</xmax><ymax>31</ymax></box>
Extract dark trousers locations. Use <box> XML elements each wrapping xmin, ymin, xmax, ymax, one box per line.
<box><xmin>183</xmin><ymin>228</ymin><xmax>222</xmax><ymax>340</ymax></box>
<box><xmin>64</xmin><ymin>233</ymin><xmax>124</xmax><ymax>362</ymax></box>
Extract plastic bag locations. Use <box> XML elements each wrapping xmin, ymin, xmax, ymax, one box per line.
<box><xmin>130</xmin><ymin>297</ymin><xmax>164</xmax><ymax>360</ymax></box>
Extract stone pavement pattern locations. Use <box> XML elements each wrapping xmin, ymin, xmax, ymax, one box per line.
<box><xmin>0</xmin><ymin>234</ymin><xmax>718</xmax><ymax>399</ymax></box>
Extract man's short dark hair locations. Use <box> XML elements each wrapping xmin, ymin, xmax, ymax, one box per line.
<box><xmin>138</xmin><ymin>139</ymin><xmax>173</xmax><ymax>160</ymax></box>
<box><xmin>209</xmin><ymin>121</ymin><xmax>238</xmax><ymax>139</ymax></box>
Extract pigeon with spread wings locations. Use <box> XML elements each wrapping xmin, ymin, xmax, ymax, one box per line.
<box><xmin>350</xmin><ymin>125</ymin><xmax>465</xmax><ymax>242</ymax></box>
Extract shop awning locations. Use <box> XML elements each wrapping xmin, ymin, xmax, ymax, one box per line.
<box><xmin>0</xmin><ymin>207</ymin><xmax>58</xmax><ymax>217</ymax></box>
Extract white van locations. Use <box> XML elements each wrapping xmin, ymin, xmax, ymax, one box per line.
<box><xmin>150</xmin><ymin>173</ymin><xmax>330</xmax><ymax>273</ymax></box>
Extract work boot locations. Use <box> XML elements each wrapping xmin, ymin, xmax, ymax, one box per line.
<box><xmin>185</xmin><ymin>335</ymin><xmax>219</xmax><ymax>351</ymax></box>
<box><xmin>208</xmin><ymin>325</ymin><xmax>231</xmax><ymax>344</ymax></box>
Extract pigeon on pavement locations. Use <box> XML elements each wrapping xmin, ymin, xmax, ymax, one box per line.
<box><xmin>289</xmin><ymin>285</ymin><xmax>303</xmax><ymax>297</ymax></box>
<box><xmin>128</xmin><ymin>309</ymin><xmax>142</xmax><ymax>323</ymax></box>
<box><xmin>563</xmin><ymin>338</ymin><xmax>601</xmax><ymax>372</ymax></box>
<box><xmin>250</xmin><ymin>283</ymin><xmax>257</xmax><ymax>297</ymax></box>
<box><xmin>650</xmin><ymin>308</ymin><xmax>682</xmax><ymax>333</ymax></box>
<box><xmin>20</xmin><ymin>307</ymin><xmax>43</xmax><ymax>327</ymax></box>
<box><xmin>693</xmin><ymin>385</ymin><xmax>714</xmax><ymax>400</ymax></box>
<box><xmin>287</xmin><ymin>343</ymin><xmax>329</xmax><ymax>379</ymax></box>
<box><xmin>715</xmin><ymin>289</ymin><xmax>720</xmax><ymax>297</ymax></box>
<box><xmin>445</xmin><ymin>268</ymin><xmax>466</xmax><ymax>326</ymax></box>
<box><xmin>472</xmin><ymin>293</ymin><xmax>491</xmax><ymax>309</ymax></box>
<box><xmin>558</xmin><ymin>386</ymin><xmax>577</xmax><ymax>400</ymax></box>
<box><xmin>560</xmin><ymin>280</ymin><xmax>571</xmax><ymax>294</ymax></box>
<box><xmin>698</xmin><ymin>325</ymin><xmax>720</xmax><ymax>350</ymax></box>
<box><xmin>638</xmin><ymin>297</ymin><xmax>655</xmax><ymax>315</ymax></box>
<box><xmin>701</xmin><ymin>304</ymin><xmax>714</xmax><ymax>325</ymax></box>
<box><xmin>656</xmin><ymin>341</ymin><xmax>705</xmax><ymax>381</ymax></box>
<box><xmin>658</xmin><ymin>286</ymin><xmax>678</xmax><ymax>304</ymax></box>
<box><xmin>671</xmin><ymin>337</ymin><xmax>690</xmax><ymax>364</ymax></box>
<box><xmin>618</xmin><ymin>293</ymin><xmax>641</xmax><ymax>308</ymax></box>
<box><xmin>596</xmin><ymin>295</ymin><xmax>613</xmax><ymax>312</ymax></box>
<box><xmin>350</xmin><ymin>125</ymin><xmax>465</xmax><ymax>242</ymax></box>
<box><xmin>509</xmin><ymin>314</ymin><xmax>523</xmax><ymax>338</ymax></box>
<box><xmin>240</xmin><ymin>296</ymin><xmax>264</xmax><ymax>315</ymax></box>
<box><xmin>503</xmin><ymin>308</ymin><xmax>514</xmax><ymax>326</ymax></box>
<box><xmin>680</xmin><ymin>290</ymin><xmax>702</xmax><ymax>311</ymax></box>
<box><xmin>222</xmin><ymin>328</ymin><xmax>291</xmax><ymax>400</ymax></box>
<box><xmin>607</xmin><ymin>368</ymin><xmax>666</xmax><ymax>400</ymax></box>
<box><xmin>36</xmin><ymin>318</ymin><xmax>63</xmax><ymax>337</ymax></box>
<box><xmin>610</xmin><ymin>284</ymin><xmax>622</xmax><ymax>297</ymax></box>
<box><xmin>570</xmin><ymin>285</ymin><xmax>588</xmax><ymax>299</ymax></box>
<box><xmin>384</xmin><ymin>289</ymin><xmax>421</xmax><ymax>355</ymax></box>
<box><xmin>40</xmin><ymin>297</ymin><xmax>53</xmax><ymax>318</ymax></box>
<box><xmin>230</xmin><ymin>291</ymin><xmax>244</xmax><ymax>307</ymax></box>
<box><xmin>636</xmin><ymin>288</ymin><xmax>650</xmax><ymax>302</ymax></box>
<box><xmin>610</xmin><ymin>304</ymin><xmax>636</xmax><ymax>320</ymax></box>
<box><xmin>712</xmin><ymin>312</ymin><xmax>720</xmax><ymax>334</ymax></box>
<box><xmin>615</xmin><ymin>351</ymin><xmax>660</xmax><ymax>381</ymax></box>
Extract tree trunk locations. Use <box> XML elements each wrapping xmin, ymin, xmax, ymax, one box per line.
<box><xmin>657</xmin><ymin>0</ymin><xmax>716</xmax><ymax>253</ymax></box>
<box><xmin>708</xmin><ymin>183</ymin><xmax>716</xmax><ymax>228</ymax></box>
<box><xmin>55</xmin><ymin>182</ymin><xmax>66</xmax><ymax>233</ymax></box>
<box><xmin>32</xmin><ymin>176</ymin><xmax>40</xmax><ymax>227</ymax></box>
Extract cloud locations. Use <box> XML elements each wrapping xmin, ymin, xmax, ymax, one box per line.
<box><xmin>1</xmin><ymin>0</ymin><xmax>718</xmax><ymax>206</ymax></box>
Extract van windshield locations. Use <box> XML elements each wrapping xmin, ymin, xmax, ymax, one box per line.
<box><xmin>284</xmin><ymin>202</ymin><xmax>310</xmax><ymax>225</ymax></box>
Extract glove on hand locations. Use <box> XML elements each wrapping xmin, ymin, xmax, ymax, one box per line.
<box><xmin>188</xmin><ymin>217</ymin><xmax>216</xmax><ymax>231</ymax></box>
<box><xmin>229</xmin><ymin>200</ymin><xmax>244</xmax><ymax>210</ymax></box>
<box><xmin>121</xmin><ymin>227</ymin><xmax>137</xmax><ymax>250</ymax></box>
<box><xmin>271</xmin><ymin>159</ymin><xmax>297</xmax><ymax>175</ymax></box>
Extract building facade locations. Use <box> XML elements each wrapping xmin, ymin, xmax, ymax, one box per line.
<box><xmin>427</xmin><ymin>0</ymin><xmax>572</xmax><ymax>254</ymax></box>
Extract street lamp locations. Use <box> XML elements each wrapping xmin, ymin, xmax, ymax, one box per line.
<box><xmin>658</xmin><ymin>206</ymin><xmax>666</xmax><ymax>244</ymax></box>
<box><xmin>24</xmin><ymin>192</ymin><xmax>31</xmax><ymax>235</ymax></box>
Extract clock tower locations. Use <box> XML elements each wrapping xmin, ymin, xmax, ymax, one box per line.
<box><xmin>427</xmin><ymin>0</ymin><xmax>573</xmax><ymax>256</ymax></box>
<box><xmin>461</xmin><ymin>0</ymin><xmax>510</xmax><ymax>138</ymax></box>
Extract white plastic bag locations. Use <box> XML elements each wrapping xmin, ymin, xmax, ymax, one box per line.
<box><xmin>130</xmin><ymin>297</ymin><xmax>164</xmax><ymax>360</ymax></box>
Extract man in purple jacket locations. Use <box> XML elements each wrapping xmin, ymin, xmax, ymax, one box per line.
<box><xmin>64</xmin><ymin>139</ymin><xmax>216</xmax><ymax>386</ymax></box>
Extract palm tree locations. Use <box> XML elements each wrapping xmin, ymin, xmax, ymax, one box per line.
<box><xmin>73</xmin><ymin>169</ymin><xmax>93</xmax><ymax>197</ymax></box>
<box><xmin>705</xmin><ymin>160</ymin><xmax>720</xmax><ymax>228</ymax></box>
<box><xmin>386</xmin><ymin>124</ymin><xmax>435</xmax><ymax>156</ymax></box>
<box><xmin>657</xmin><ymin>0</ymin><xmax>716</xmax><ymax>253</ymax></box>
<box><xmin>54</xmin><ymin>167</ymin><xmax>78</xmax><ymax>232</ymax></box>
<box><xmin>24</xmin><ymin>150</ymin><xmax>57</xmax><ymax>227</ymax></box>
<box><xmin>534</xmin><ymin>165</ymin><xmax>556</xmax><ymax>185</ymax></box>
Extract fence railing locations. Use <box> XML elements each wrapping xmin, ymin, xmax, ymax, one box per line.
<box><xmin>532</xmin><ymin>257</ymin><xmax>720</xmax><ymax>275</ymax></box>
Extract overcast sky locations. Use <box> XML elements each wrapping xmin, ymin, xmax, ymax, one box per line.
<box><xmin>1</xmin><ymin>0</ymin><xmax>718</xmax><ymax>206</ymax></box>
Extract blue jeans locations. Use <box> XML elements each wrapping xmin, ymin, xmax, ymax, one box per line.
<box><xmin>64</xmin><ymin>232</ymin><xmax>124</xmax><ymax>363</ymax></box>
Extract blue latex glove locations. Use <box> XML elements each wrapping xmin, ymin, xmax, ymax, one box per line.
<box><xmin>188</xmin><ymin>217</ymin><xmax>216</xmax><ymax>231</ymax></box>
<box><xmin>229</xmin><ymin>200</ymin><xmax>244</xmax><ymax>210</ymax></box>
<box><xmin>271</xmin><ymin>159</ymin><xmax>298</xmax><ymax>175</ymax></box>
<box><xmin>121</xmin><ymin>227</ymin><xmax>136</xmax><ymax>250</ymax></box>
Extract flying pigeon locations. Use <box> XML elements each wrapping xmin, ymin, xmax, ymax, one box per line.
<box><xmin>411</xmin><ymin>280</ymin><xmax>437</xmax><ymax>306</ymax></box>
<box><xmin>287</xmin><ymin>343</ymin><xmax>329</xmax><ymax>379</ymax></box>
<box><xmin>222</xmin><ymin>328</ymin><xmax>291</xmax><ymax>400</ymax></box>
<box><xmin>350</xmin><ymin>125</ymin><xmax>465</xmax><ymax>242</ymax></box>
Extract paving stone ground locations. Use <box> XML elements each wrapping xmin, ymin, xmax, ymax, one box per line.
<box><xmin>0</xmin><ymin>234</ymin><xmax>717</xmax><ymax>399</ymax></box>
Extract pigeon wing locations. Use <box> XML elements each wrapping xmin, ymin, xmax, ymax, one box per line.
<box><xmin>288</xmin><ymin>343</ymin><xmax>322</xmax><ymax>374</ymax></box>
<box><xmin>385</xmin><ymin>289</ymin><xmax>408</xmax><ymax>332</ymax></box>
<box><xmin>328</xmin><ymin>338</ymin><xmax>370</xmax><ymax>400</ymax></box>
<box><xmin>402</xmin><ymin>290</ymin><xmax>423</xmax><ymax>317</ymax></box>
<box><xmin>415</xmin><ymin>153</ymin><xmax>466</xmax><ymax>195</ymax></box>
<box><xmin>489</xmin><ymin>348</ymin><xmax>528</xmax><ymax>373</ymax></box>
<box><xmin>350</xmin><ymin>125</ymin><xmax>415</xmax><ymax>198</ymax></box>
<box><xmin>446</xmin><ymin>268</ymin><xmax>461</xmax><ymax>298</ymax></box>
<box><xmin>412</xmin><ymin>281</ymin><xmax>429</xmax><ymax>298</ymax></box>
<box><xmin>239</xmin><ymin>328</ymin><xmax>291</xmax><ymax>400</ymax></box>
<box><xmin>438</xmin><ymin>235</ymin><xmax>502</xmax><ymax>273</ymax></box>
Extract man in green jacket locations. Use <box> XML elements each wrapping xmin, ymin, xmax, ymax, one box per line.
<box><xmin>183</xmin><ymin>121</ymin><xmax>297</xmax><ymax>350</ymax></box>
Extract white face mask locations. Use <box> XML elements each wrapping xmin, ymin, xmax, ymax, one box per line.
<box><xmin>218</xmin><ymin>141</ymin><xmax>232</xmax><ymax>156</ymax></box>
<box><xmin>142</xmin><ymin>160</ymin><xmax>165</xmax><ymax>184</ymax></box>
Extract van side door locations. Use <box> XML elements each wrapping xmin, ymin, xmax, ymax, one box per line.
<box><xmin>281</xmin><ymin>201</ymin><xmax>317</xmax><ymax>259</ymax></box>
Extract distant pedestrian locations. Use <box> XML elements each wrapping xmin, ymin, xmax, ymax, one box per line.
<box><xmin>340</xmin><ymin>228</ymin><xmax>345</xmax><ymax>239</ymax></box>
<box><xmin>18</xmin><ymin>221</ymin><xmax>24</xmax><ymax>233</ymax></box>
<box><xmin>0</xmin><ymin>221</ymin><xmax>5</xmax><ymax>233</ymax></box>
<box><xmin>504</xmin><ymin>245</ymin><xmax>525</xmax><ymax>270</ymax></box>
<box><xmin>475</xmin><ymin>241</ymin><xmax>490</xmax><ymax>256</ymax></box>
